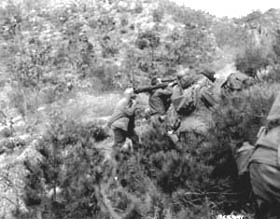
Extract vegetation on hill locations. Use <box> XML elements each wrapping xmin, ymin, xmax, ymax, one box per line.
<box><xmin>1</xmin><ymin>0</ymin><xmax>280</xmax><ymax>218</ymax></box>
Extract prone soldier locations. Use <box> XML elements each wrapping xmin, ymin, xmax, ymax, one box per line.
<box><xmin>169</xmin><ymin>66</ymin><xmax>217</xmax><ymax>142</ymax></box>
<box><xmin>221</xmin><ymin>71</ymin><xmax>255</xmax><ymax>95</ymax></box>
<box><xmin>134</xmin><ymin>77</ymin><xmax>174</xmax><ymax>127</ymax></box>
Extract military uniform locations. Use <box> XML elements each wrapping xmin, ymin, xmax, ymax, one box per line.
<box><xmin>108</xmin><ymin>92</ymin><xmax>139</xmax><ymax>149</ymax></box>
<box><xmin>170</xmin><ymin>72</ymin><xmax>214</xmax><ymax>141</ymax></box>
<box><xmin>148</xmin><ymin>87</ymin><xmax>172</xmax><ymax>129</ymax></box>
<box><xmin>247</xmin><ymin>93</ymin><xmax>280</xmax><ymax>218</ymax></box>
<box><xmin>221</xmin><ymin>72</ymin><xmax>255</xmax><ymax>95</ymax></box>
<box><xmin>148</xmin><ymin>88</ymin><xmax>172</xmax><ymax>116</ymax></box>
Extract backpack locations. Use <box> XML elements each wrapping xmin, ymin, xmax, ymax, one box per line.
<box><xmin>223</xmin><ymin>72</ymin><xmax>254</xmax><ymax>91</ymax></box>
<box><xmin>197</xmin><ymin>79</ymin><xmax>217</xmax><ymax>109</ymax></box>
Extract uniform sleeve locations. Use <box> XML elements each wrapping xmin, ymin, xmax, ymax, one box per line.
<box><xmin>157</xmin><ymin>88</ymin><xmax>172</xmax><ymax>97</ymax></box>
<box><xmin>122</xmin><ymin>104</ymin><xmax>136</xmax><ymax>116</ymax></box>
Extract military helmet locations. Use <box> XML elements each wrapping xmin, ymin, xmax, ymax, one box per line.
<box><xmin>176</xmin><ymin>66</ymin><xmax>189</xmax><ymax>79</ymax></box>
<box><xmin>124</xmin><ymin>88</ymin><xmax>136</xmax><ymax>98</ymax></box>
<box><xmin>151</xmin><ymin>77</ymin><xmax>160</xmax><ymax>86</ymax></box>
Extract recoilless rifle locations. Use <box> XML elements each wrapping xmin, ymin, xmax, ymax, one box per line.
<box><xmin>134</xmin><ymin>78</ymin><xmax>177</xmax><ymax>94</ymax></box>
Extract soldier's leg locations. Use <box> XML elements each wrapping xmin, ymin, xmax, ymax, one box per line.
<box><xmin>112</xmin><ymin>128</ymin><xmax>126</xmax><ymax>148</ymax></box>
<box><xmin>249</xmin><ymin>162</ymin><xmax>280</xmax><ymax>219</ymax></box>
<box><xmin>127</xmin><ymin>129</ymin><xmax>139</xmax><ymax>147</ymax></box>
<box><xmin>112</xmin><ymin>128</ymin><xmax>128</xmax><ymax>162</ymax></box>
<box><xmin>150</xmin><ymin>114</ymin><xmax>169</xmax><ymax>136</ymax></box>
<box><xmin>254</xmin><ymin>197</ymin><xmax>271</xmax><ymax>219</ymax></box>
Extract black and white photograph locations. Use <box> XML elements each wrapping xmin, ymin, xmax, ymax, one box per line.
<box><xmin>1</xmin><ymin>0</ymin><xmax>280</xmax><ymax>218</ymax></box>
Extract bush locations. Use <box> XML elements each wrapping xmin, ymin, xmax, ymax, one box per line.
<box><xmin>20</xmin><ymin>117</ymin><xmax>109</xmax><ymax>219</ymax></box>
<box><xmin>6</xmin><ymin>1</ymin><xmax>280</xmax><ymax>218</ymax></box>
<box><xmin>20</xmin><ymin>82</ymin><xmax>278</xmax><ymax>218</ymax></box>
<box><xmin>114</xmin><ymin>121</ymin><xmax>234</xmax><ymax>217</ymax></box>
<box><xmin>208</xmin><ymin>84</ymin><xmax>277</xmax><ymax>211</ymax></box>
<box><xmin>136</xmin><ymin>31</ymin><xmax>160</xmax><ymax>50</ymax></box>
<box><xmin>152</xmin><ymin>9</ymin><xmax>164</xmax><ymax>23</ymax></box>
<box><xmin>235</xmin><ymin>43</ymin><xmax>271</xmax><ymax>78</ymax></box>
<box><xmin>115</xmin><ymin>83</ymin><xmax>278</xmax><ymax>218</ymax></box>
<box><xmin>90</xmin><ymin>64</ymin><xmax>117</xmax><ymax>91</ymax></box>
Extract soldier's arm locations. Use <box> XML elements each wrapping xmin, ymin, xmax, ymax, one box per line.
<box><xmin>123</xmin><ymin>101</ymin><xmax>138</xmax><ymax>116</ymax></box>
<box><xmin>106</xmin><ymin>98</ymin><xmax>128</xmax><ymax>127</ymax></box>
<box><xmin>157</xmin><ymin>87</ymin><xmax>172</xmax><ymax>96</ymax></box>
<box><xmin>107</xmin><ymin>113</ymin><xmax>124</xmax><ymax>128</ymax></box>
<box><xmin>107</xmin><ymin>103</ymin><xmax>137</xmax><ymax>127</ymax></box>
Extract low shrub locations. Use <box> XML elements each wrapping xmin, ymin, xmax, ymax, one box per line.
<box><xmin>257</xmin><ymin>64</ymin><xmax>280</xmax><ymax>82</ymax></box>
<box><xmin>207</xmin><ymin>83</ymin><xmax>277</xmax><ymax>212</ymax></box>
<box><xmin>235</xmin><ymin>45</ymin><xmax>271</xmax><ymax>78</ymax></box>
<box><xmin>19</xmin><ymin>82</ymin><xmax>278</xmax><ymax>218</ymax></box>
<box><xmin>19</xmin><ymin>117</ymin><xmax>109</xmax><ymax>219</ymax></box>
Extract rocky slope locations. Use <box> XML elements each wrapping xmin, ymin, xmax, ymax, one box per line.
<box><xmin>0</xmin><ymin>0</ymin><xmax>280</xmax><ymax>218</ymax></box>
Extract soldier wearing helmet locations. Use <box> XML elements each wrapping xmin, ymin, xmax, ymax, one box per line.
<box><xmin>169</xmin><ymin>66</ymin><xmax>216</xmax><ymax>142</ymax></box>
<box><xmin>107</xmin><ymin>88</ymin><xmax>139</xmax><ymax>150</ymax></box>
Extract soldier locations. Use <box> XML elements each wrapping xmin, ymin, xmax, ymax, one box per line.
<box><xmin>147</xmin><ymin>77</ymin><xmax>173</xmax><ymax>124</ymax></box>
<box><xmin>248</xmin><ymin>92</ymin><xmax>280</xmax><ymax>218</ymax></box>
<box><xmin>197</xmin><ymin>69</ymin><xmax>218</xmax><ymax>110</ymax></box>
<box><xmin>169</xmin><ymin>67</ymin><xmax>215</xmax><ymax>142</ymax></box>
<box><xmin>107</xmin><ymin>88</ymin><xmax>139</xmax><ymax>150</ymax></box>
<box><xmin>169</xmin><ymin>68</ymin><xmax>198</xmax><ymax>141</ymax></box>
<box><xmin>135</xmin><ymin>77</ymin><xmax>173</xmax><ymax>126</ymax></box>
<box><xmin>221</xmin><ymin>72</ymin><xmax>255</xmax><ymax>95</ymax></box>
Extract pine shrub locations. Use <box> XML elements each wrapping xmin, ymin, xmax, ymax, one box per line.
<box><xmin>235</xmin><ymin>44</ymin><xmax>271</xmax><ymax>78</ymax></box>
<box><xmin>19</xmin><ymin>83</ymin><xmax>277</xmax><ymax>218</ymax></box>
<box><xmin>207</xmin><ymin>83</ymin><xmax>277</xmax><ymax>212</ymax></box>
<box><xmin>19</xmin><ymin>118</ymin><xmax>109</xmax><ymax>219</ymax></box>
<box><xmin>114</xmin><ymin>83</ymin><xmax>278</xmax><ymax>217</ymax></box>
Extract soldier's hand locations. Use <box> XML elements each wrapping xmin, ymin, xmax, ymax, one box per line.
<box><xmin>168</xmin><ymin>81</ymin><xmax>177</xmax><ymax>87</ymax></box>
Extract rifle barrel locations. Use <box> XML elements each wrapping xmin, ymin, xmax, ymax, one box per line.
<box><xmin>161</xmin><ymin>78</ymin><xmax>176</xmax><ymax>83</ymax></box>
<box><xmin>134</xmin><ymin>83</ymin><xmax>168</xmax><ymax>94</ymax></box>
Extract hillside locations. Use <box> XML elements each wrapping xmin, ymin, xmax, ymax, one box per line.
<box><xmin>0</xmin><ymin>0</ymin><xmax>280</xmax><ymax>218</ymax></box>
